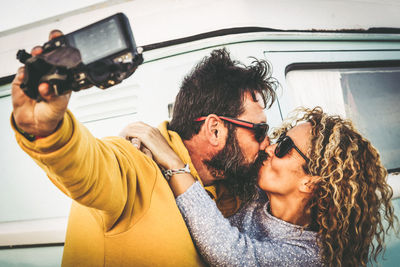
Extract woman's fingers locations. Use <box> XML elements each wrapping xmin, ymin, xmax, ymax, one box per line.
<box><xmin>141</xmin><ymin>147</ymin><xmax>153</xmax><ymax>159</ymax></box>
<box><xmin>130</xmin><ymin>137</ymin><xmax>153</xmax><ymax>159</ymax></box>
<box><xmin>130</xmin><ymin>137</ymin><xmax>141</xmax><ymax>149</ymax></box>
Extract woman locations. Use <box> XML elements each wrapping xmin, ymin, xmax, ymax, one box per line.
<box><xmin>122</xmin><ymin>107</ymin><xmax>397</xmax><ymax>267</ymax></box>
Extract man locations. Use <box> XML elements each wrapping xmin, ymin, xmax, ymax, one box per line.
<box><xmin>11</xmin><ymin>31</ymin><xmax>277</xmax><ymax>266</ymax></box>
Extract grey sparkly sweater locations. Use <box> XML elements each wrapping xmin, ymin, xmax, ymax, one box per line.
<box><xmin>176</xmin><ymin>182</ymin><xmax>322</xmax><ymax>267</ymax></box>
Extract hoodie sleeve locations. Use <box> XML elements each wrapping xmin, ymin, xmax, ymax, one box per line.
<box><xmin>12</xmin><ymin>110</ymin><xmax>161</xmax><ymax>231</ymax></box>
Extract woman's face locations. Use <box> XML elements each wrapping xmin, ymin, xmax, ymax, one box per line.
<box><xmin>258</xmin><ymin>122</ymin><xmax>312</xmax><ymax>196</ymax></box>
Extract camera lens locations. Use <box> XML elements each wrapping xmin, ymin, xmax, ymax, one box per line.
<box><xmin>88</xmin><ymin>61</ymin><xmax>111</xmax><ymax>84</ymax></box>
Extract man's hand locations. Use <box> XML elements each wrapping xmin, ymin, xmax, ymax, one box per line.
<box><xmin>12</xmin><ymin>30</ymin><xmax>71</xmax><ymax>137</ymax></box>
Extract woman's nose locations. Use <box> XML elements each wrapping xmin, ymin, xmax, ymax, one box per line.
<box><xmin>265</xmin><ymin>144</ymin><xmax>276</xmax><ymax>158</ymax></box>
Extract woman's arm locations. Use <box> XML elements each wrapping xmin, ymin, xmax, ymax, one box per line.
<box><xmin>176</xmin><ymin>182</ymin><xmax>321</xmax><ymax>267</ymax></box>
<box><xmin>120</xmin><ymin>122</ymin><xmax>321</xmax><ymax>266</ymax></box>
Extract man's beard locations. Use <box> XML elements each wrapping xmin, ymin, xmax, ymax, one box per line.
<box><xmin>203</xmin><ymin>129</ymin><xmax>268</xmax><ymax>202</ymax></box>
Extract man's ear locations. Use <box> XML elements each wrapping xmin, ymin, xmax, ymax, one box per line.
<box><xmin>202</xmin><ymin>114</ymin><xmax>228</xmax><ymax>147</ymax></box>
<box><xmin>298</xmin><ymin>175</ymin><xmax>319</xmax><ymax>194</ymax></box>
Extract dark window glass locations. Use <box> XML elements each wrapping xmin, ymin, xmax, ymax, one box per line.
<box><xmin>286</xmin><ymin>66</ymin><xmax>400</xmax><ymax>170</ymax></box>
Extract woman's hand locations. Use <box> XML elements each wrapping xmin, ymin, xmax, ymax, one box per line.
<box><xmin>120</xmin><ymin>122</ymin><xmax>185</xmax><ymax>170</ymax></box>
<box><xmin>120</xmin><ymin>122</ymin><xmax>196</xmax><ymax>197</ymax></box>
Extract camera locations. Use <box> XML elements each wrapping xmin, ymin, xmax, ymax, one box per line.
<box><xmin>16</xmin><ymin>13</ymin><xmax>143</xmax><ymax>100</ymax></box>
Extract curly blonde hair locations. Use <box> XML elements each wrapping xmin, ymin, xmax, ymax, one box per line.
<box><xmin>273</xmin><ymin>107</ymin><xmax>398</xmax><ymax>267</ymax></box>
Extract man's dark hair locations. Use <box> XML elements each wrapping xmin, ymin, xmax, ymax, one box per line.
<box><xmin>169</xmin><ymin>48</ymin><xmax>277</xmax><ymax>140</ymax></box>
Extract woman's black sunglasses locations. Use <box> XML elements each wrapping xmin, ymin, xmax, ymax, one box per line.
<box><xmin>194</xmin><ymin>116</ymin><xmax>269</xmax><ymax>143</ymax></box>
<box><xmin>275</xmin><ymin>134</ymin><xmax>309</xmax><ymax>162</ymax></box>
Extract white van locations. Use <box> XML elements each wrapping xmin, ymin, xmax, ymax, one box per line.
<box><xmin>0</xmin><ymin>0</ymin><xmax>399</xmax><ymax>266</ymax></box>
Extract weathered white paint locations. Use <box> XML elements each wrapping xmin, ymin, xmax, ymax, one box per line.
<box><xmin>1</xmin><ymin>0</ymin><xmax>400</xmax><ymax>77</ymax></box>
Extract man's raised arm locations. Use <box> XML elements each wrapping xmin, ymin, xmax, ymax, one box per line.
<box><xmin>12</xmin><ymin>30</ymin><xmax>71</xmax><ymax>139</ymax></box>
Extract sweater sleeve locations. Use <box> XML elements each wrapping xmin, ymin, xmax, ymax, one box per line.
<box><xmin>12</xmin><ymin>110</ymin><xmax>160</xmax><ymax>232</ymax></box>
<box><xmin>176</xmin><ymin>182</ymin><xmax>321</xmax><ymax>267</ymax></box>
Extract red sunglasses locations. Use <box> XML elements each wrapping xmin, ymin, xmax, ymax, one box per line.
<box><xmin>195</xmin><ymin>116</ymin><xmax>269</xmax><ymax>143</ymax></box>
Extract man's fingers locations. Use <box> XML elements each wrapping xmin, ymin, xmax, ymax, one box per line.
<box><xmin>31</xmin><ymin>46</ymin><xmax>43</xmax><ymax>56</ymax></box>
<box><xmin>11</xmin><ymin>68</ymin><xmax>34</xmax><ymax>114</ymax></box>
<box><xmin>12</xmin><ymin>68</ymin><xmax>28</xmax><ymax>100</ymax></box>
<box><xmin>38</xmin><ymin>83</ymin><xmax>52</xmax><ymax>98</ymax></box>
<box><xmin>16</xmin><ymin>67</ymin><xmax>25</xmax><ymax>81</ymax></box>
<box><xmin>49</xmin><ymin>30</ymin><xmax>63</xmax><ymax>40</ymax></box>
<box><xmin>28</xmin><ymin>30</ymin><xmax>63</xmax><ymax>57</ymax></box>
<box><xmin>38</xmin><ymin>82</ymin><xmax>62</xmax><ymax>102</ymax></box>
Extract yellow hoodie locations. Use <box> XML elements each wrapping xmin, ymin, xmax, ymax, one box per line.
<box><xmin>12</xmin><ymin>110</ymin><xmax>240</xmax><ymax>266</ymax></box>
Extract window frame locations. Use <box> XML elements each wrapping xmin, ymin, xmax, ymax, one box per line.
<box><xmin>0</xmin><ymin>75</ymin><xmax>14</xmax><ymax>98</ymax></box>
<box><xmin>285</xmin><ymin>60</ymin><xmax>400</xmax><ymax>74</ymax></box>
<box><xmin>284</xmin><ymin>61</ymin><xmax>400</xmax><ymax>173</ymax></box>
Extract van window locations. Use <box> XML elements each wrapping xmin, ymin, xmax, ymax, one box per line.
<box><xmin>0</xmin><ymin>82</ymin><xmax>11</xmax><ymax>98</ymax></box>
<box><xmin>286</xmin><ymin>66</ymin><xmax>400</xmax><ymax>171</ymax></box>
